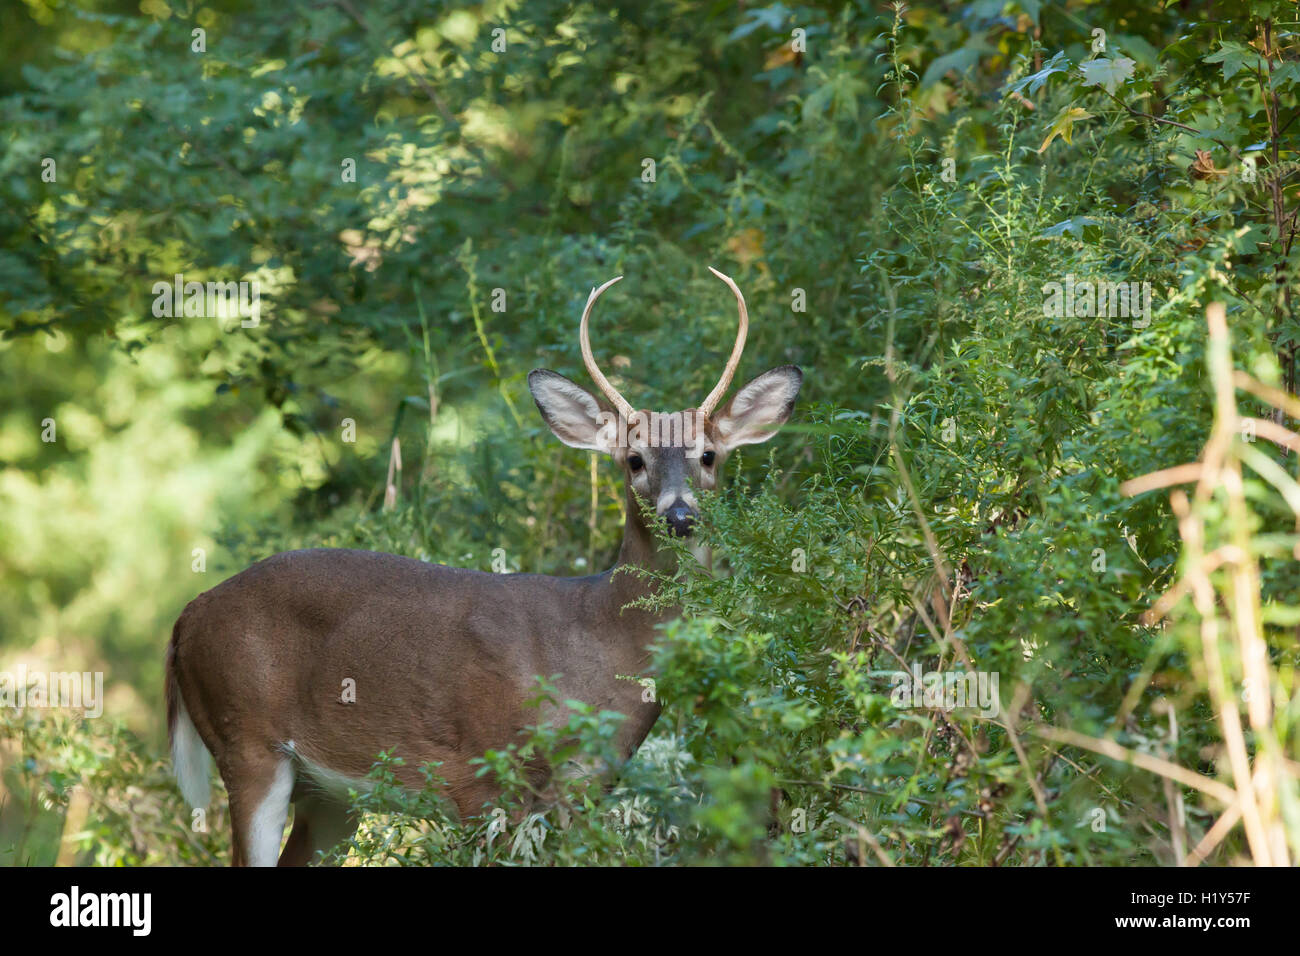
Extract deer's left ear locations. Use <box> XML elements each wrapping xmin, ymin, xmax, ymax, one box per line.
<box><xmin>711</xmin><ymin>365</ymin><xmax>802</xmax><ymax>451</ymax></box>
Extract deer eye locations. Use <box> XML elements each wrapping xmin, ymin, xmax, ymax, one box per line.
<box><xmin>627</xmin><ymin>453</ymin><xmax>644</xmax><ymax>471</ymax></box>
<box><xmin>701</xmin><ymin>450</ymin><xmax>715</xmax><ymax>467</ymax></box>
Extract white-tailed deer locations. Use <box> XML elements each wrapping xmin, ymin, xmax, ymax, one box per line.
<box><xmin>165</xmin><ymin>267</ymin><xmax>802</xmax><ymax>865</ymax></box>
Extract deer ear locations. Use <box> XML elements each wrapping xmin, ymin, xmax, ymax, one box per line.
<box><xmin>528</xmin><ymin>369</ymin><xmax>616</xmax><ymax>452</ymax></box>
<box><xmin>711</xmin><ymin>365</ymin><xmax>802</xmax><ymax>451</ymax></box>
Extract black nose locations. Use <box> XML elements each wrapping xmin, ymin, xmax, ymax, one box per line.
<box><xmin>664</xmin><ymin>504</ymin><xmax>695</xmax><ymax>538</ymax></box>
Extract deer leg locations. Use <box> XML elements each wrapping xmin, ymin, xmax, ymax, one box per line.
<box><xmin>277</xmin><ymin>806</ymin><xmax>312</xmax><ymax>867</ymax></box>
<box><xmin>278</xmin><ymin>794</ymin><xmax>357</xmax><ymax>866</ymax></box>
<box><xmin>221</xmin><ymin>748</ymin><xmax>294</xmax><ymax>867</ymax></box>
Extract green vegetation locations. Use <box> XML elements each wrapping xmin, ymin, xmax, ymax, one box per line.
<box><xmin>2</xmin><ymin>0</ymin><xmax>1298</xmax><ymax>866</ymax></box>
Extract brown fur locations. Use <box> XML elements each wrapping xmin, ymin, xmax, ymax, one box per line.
<box><xmin>167</xmin><ymin>491</ymin><xmax>668</xmax><ymax>863</ymax></box>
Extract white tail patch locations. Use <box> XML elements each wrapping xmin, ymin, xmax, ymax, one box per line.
<box><xmin>281</xmin><ymin>741</ymin><xmax>374</xmax><ymax>803</ymax></box>
<box><xmin>247</xmin><ymin>756</ymin><xmax>295</xmax><ymax>867</ymax></box>
<box><xmin>171</xmin><ymin>696</ymin><xmax>212</xmax><ymax>809</ymax></box>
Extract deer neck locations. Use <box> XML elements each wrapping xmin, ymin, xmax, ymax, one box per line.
<box><xmin>605</xmin><ymin>485</ymin><xmax>682</xmax><ymax>622</ymax></box>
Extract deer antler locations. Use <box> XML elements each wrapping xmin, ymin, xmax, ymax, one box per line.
<box><xmin>579</xmin><ymin>275</ymin><xmax>636</xmax><ymax>421</ymax></box>
<box><xmin>698</xmin><ymin>267</ymin><xmax>749</xmax><ymax>419</ymax></box>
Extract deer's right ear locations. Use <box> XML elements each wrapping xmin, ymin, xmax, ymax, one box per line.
<box><xmin>528</xmin><ymin>369</ymin><xmax>617</xmax><ymax>453</ymax></box>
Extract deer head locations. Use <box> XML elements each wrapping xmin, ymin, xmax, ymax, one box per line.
<box><xmin>528</xmin><ymin>267</ymin><xmax>802</xmax><ymax>544</ymax></box>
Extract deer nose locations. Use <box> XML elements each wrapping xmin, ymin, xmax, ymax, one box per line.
<box><xmin>664</xmin><ymin>503</ymin><xmax>695</xmax><ymax>538</ymax></box>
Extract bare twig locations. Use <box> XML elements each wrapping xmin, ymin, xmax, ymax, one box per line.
<box><xmin>1029</xmin><ymin>725</ymin><xmax>1236</xmax><ymax>806</ymax></box>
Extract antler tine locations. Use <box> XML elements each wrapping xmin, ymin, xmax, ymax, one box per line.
<box><xmin>698</xmin><ymin>266</ymin><xmax>749</xmax><ymax>419</ymax></box>
<box><xmin>579</xmin><ymin>275</ymin><xmax>636</xmax><ymax>421</ymax></box>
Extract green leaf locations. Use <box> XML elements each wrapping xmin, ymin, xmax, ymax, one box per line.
<box><xmin>921</xmin><ymin>47</ymin><xmax>982</xmax><ymax>89</ymax></box>
<box><xmin>1229</xmin><ymin>224</ymin><xmax>1267</xmax><ymax>255</ymax></box>
<box><xmin>1079</xmin><ymin>56</ymin><xmax>1135</xmax><ymax>95</ymax></box>
<box><xmin>1037</xmin><ymin>107</ymin><xmax>1093</xmax><ymax>153</ymax></box>
<box><xmin>1039</xmin><ymin>217</ymin><xmax>1102</xmax><ymax>239</ymax></box>
<box><xmin>1204</xmin><ymin>41</ymin><xmax>1257</xmax><ymax>80</ymax></box>
<box><xmin>1006</xmin><ymin>50</ymin><xmax>1071</xmax><ymax>96</ymax></box>
<box><xmin>1272</xmin><ymin>61</ymin><xmax>1300</xmax><ymax>89</ymax></box>
<box><xmin>726</xmin><ymin>3</ymin><xmax>792</xmax><ymax>43</ymax></box>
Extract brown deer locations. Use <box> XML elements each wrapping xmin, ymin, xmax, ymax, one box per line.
<box><xmin>165</xmin><ymin>267</ymin><xmax>802</xmax><ymax>865</ymax></box>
